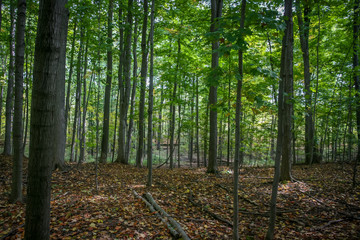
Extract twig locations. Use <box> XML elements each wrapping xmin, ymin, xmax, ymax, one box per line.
<box><xmin>311</xmin><ymin>219</ymin><xmax>345</xmax><ymax>231</ymax></box>
<box><xmin>0</xmin><ymin>224</ymin><xmax>24</xmax><ymax>240</ymax></box>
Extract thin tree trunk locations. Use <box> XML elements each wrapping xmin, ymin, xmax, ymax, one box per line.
<box><xmin>204</xmin><ymin>101</ymin><xmax>209</xmax><ymax>167</ymax></box>
<box><xmin>11</xmin><ymin>0</ymin><xmax>26</xmax><ymax>203</ymax></box>
<box><xmin>24</xmin><ymin>0</ymin><xmax>68</xmax><ymax>237</ymax></box>
<box><xmin>266</xmin><ymin>0</ymin><xmax>293</xmax><ymax>239</ymax></box>
<box><xmin>196</xmin><ymin>77</ymin><xmax>200</xmax><ymax>168</ymax></box>
<box><xmin>208</xmin><ymin>0</ymin><xmax>223</xmax><ymax>173</ymax></box>
<box><xmin>3</xmin><ymin>0</ymin><xmax>15</xmax><ymax>156</ymax></box>
<box><xmin>233</xmin><ymin>1</ymin><xmax>246</xmax><ymax>238</ymax></box>
<box><xmin>65</xmin><ymin>21</ymin><xmax>77</xmax><ymax>138</ymax></box>
<box><xmin>125</xmin><ymin>20</ymin><xmax>138</xmax><ymax>163</ymax></box>
<box><xmin>70</xmin><ymin>28</ymin><xmax>84</xmax><ymax>162</ymax></box>
<box><xmin>136</xmin><ymin>0</ymin><xmax>149</xmax><ymax>167</ymax></box>
<box><xmin>147</xmin><ymin>0</ymin><xmax>155</xmax><ymax>186</ymax></box>
<box><xmin>353</xmin><ymin>0</ymin><xmax>360</xmax><ymax>188</ymax></box>
<box><xmin>100</xmin><ymin>0</ymin><xmax>113</xmax><ymax>163</ymax></box>
<box><xmin>177</xmin><ymin>95</ymin><xmax>181</xmax><ymax>168</ymax></box>
<box><xmin>189</xmin><ymin>79</ymin><xmax>194</xmax><ymax>167</ymax></box>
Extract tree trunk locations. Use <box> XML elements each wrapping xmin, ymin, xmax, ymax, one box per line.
<box><xmin>233</xmin><ymin>1</ymin><xmax>246</xmax><ymax>238</ymax></box>
<box><xmin>266</xmin><ymin>0</ymin><xmax>293</xmax><ymax>239</ymax></box>
<box><xmin>177</xmin><ymin>95</ymin><xmax>181</xmax><ymax>168</ymax></box>
<box><xmin>70</xmin><ymin>28</ymin><xmax>84</xmax><ymax>162</ymax></box>
<box><xmin>65</xmin><ymin>21</ymin><xmax>77</xmax><ymax>139</ymax></box>
<box><xmin>196</xmin><ymin>77</ymin><xmax>200</xmax><ymax>168</ymax></box>
<box><xmin>25</xmin><ymin>0</ymin><xmax>68</xmax><ymax>238</ymax></box>
<box><xmin>3</xmin><ymin>0</ymin><xmax>15</xmax><ymax>156</ymax></box>
<box><xmin>117</xmin><ymin>0</ymin><xmax>133</xmax><ymax>164</ymax></box>
<box><xmin>100</xmin><ymin>0</ymin><xmax>113</xmax><ymax>163</ymax></box>
<box><xmin>125</xmin><ymin>20</ymin><xmax>138</xmax><ymax>163</ymax></box>
<box><xmin>11</xmin><ymin>0</ymin><xmax>26</xmax><ymax>203</ymax></box>
<box><xmin>147</xmin><ymin>0</ymin><xmax>155</xmax><ymax>186</ymax></box>
<box><xmin>136</xmin><ymin>0</ymin><xmax>149</xmax><ymax>167</ymax></box>
<box><xmin>353</xmin><ymin>0</ymin><xmax>360</xmax><ymax>188</ymax></box>
<box><xmin>296</xmin><ymin>0</ymin><xmax>315</xmax><ymax>165</ymax></box>
<box><xmin>279</xmin><ymin>0</ymin><xmax>294</xmax><ymax>182</ymax></box>
<box><xmin>208</xmin><ymin>0</ymin><xmax>223</xmax><ymax>173</ymax></box>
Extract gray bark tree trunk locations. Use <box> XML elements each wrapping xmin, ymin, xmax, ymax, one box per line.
<box><xmin>136</xmin><ymin>0</ymin><xmax>149</xmax><ymax>167</ymax></box>
<box><xmin>25</xmin><ymin>0</ymin><xmax>68</xmax><ymax>238</ymax></box>
<box><xmin>266</xmin><ymin>0</ymin><xmax>293</xmax><ymax>239</ymax></box>
<box><xmin>207</xmin><ymin>0</ymin><xmax>223</xmax><ymax>173</ymax></box>
<box><xmin>233</xmin><ymin>2</ymin><xmax>246</xmax><ymax>238</ymax></box>
<box><xmin>3</xmin><ymin>0</ymin><xmax>15</xmax><ymax>156</ymax></box>
<box><xmin>147</xmin><ymin>0</ymin><xmax>155</xmax><ymax>186</ymax></box>
<box><xmin>11</xmin><ymin>0</ymin><xmax>26</xmax><ymax>203</ymax></box>
<box><xmin>100</xmin><ymin>0</ymin><xmax>113</xmax><ymax>163</ymax></box>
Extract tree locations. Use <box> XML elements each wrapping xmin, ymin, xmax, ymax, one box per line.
<box><xmin>207</xmin><ymin>0</ymin><xmax>223</xmax><ymax>173</ymax></box>
<box><xmin>3</xmin><ymin>0</ymin><xmax>15</xmax><ymax>156</ymax></box>
<box><xmin>266</xmin><ymin>0</ymin><xmax>293</xmax><ymax>239</ymax></box>
<box><xmin>11</xmin><ymin>0</ymin><xmax>26</xmax><ymax>203</ymax></box>
<box><xmin>100</xmin><ymin>0</ymin><xmax>113</xmax><ymax>163</ymax></box>
<box><xmin>233</xmin><ymin>1</ymin><xmax>246</xmax><ymax>238</ymax></box>
<box><xmin>136</xmin><ymin>0</ymin><xmax>149</xmax><ymax>168</ymax></box>
<box><xmin>24</xmin><ymin>0</ymin><xmax>69</xmax><ymax>238</ymax></box>
<box><xmin>147</xmin><ymin>0</ymin><xmax>155</xmax><ymax>186</ymax></box>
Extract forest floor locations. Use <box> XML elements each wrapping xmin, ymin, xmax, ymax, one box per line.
<box><xmin>1</xmin><ymin>155</ymin><xmax>360</xmax><ymax>239</ymax></box>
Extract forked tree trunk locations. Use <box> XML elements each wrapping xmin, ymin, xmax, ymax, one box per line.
<box><xmin>266</xmin><ymin>0</ymin><xmax>293</xmax><ymax>239</ymax></box>
<box><xmin>25</xmin><ymin>0</ymin><xmax>68</xmax><ymax>238</ymax></box>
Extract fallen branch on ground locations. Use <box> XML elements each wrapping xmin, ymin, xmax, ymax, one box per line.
<box><xmin>0</xmin><ymin>224</ymin><xmax>24</xmax><ymax>240</ymax></box>
<box><xmin>143</xmin><ymin>192</ymin><xmax>191</xmax><ymax>240</ymax></box>
<box><xmin>132</xmin><ymin>190</ymin><xmax>180</xmax><ymax>239</ymax></box>
<box><xmin>215</xmin><ymin>183</ymin><xmax>259</xmax><ymax>206</ymax></box>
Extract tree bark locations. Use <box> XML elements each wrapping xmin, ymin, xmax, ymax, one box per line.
<box><xmin>3</xmin><ymin>0</ymin><xmax>15</xmax><ymax>156</ymax></box>
<box><xmin>353</xmin><ymin>0</ymin><xmax>360</xmax><ymax>188</ymax></box>
<box><xmin>136</xmin><ymin>0</ymin><xmax>149</xmax><ymax>167</ymax></box>
<box><xmin>147</xmin><ymin>0</ymin><xmax>155</xmax><ymax>186</ymax></box>
<box><xmin>100</xmin><ymin>0</ymin><xmax>113</xmax><ymax>163</ymax></box>
<box><xmin>196</xmin><ymin>77</ymin><xmax>200</xmax><ymax>168</ymax></box>
<box><xmin>266</xmin><ymin>0</ymin><xmax>293</xmax><ymax>239</ymax></box>
<box><xmin>233</xmin><ymin>1</ymin><xmax>246</xmax><ymax>238</ymax></box>
<box><xmin>25</xmin><ymin>0</ymin><xmax>68</xmax><ymax>238</ymax></box>
<box><xmin>208</xmin><ymin>0</ymin><xmax>223</xmax><ymax>173</ymax></box>
<box><xmin>11</xmin><ymin>0</ymin><xmax>26</xmax><ymax>203</ymax></box>
<box><xmin>117</xmin><ymin>0</ymin><xmax>133</xmax><ymax>164</ymax></box>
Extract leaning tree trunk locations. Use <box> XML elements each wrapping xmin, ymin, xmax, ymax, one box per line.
<box><xmin>3</xmin><ymin>0</ymin><xmax>15</xmax><ymax>156</ymax></box>
<box><xmin>100</xmin><ymin>0</ymin><xmax>113</xmax><ymax>163</ymax></box>
<box><xmin>207</xmin><ymin>0</ymin><xmax>223</xmax><ymax>173</ymax></box>
<box><xmin>136</xmin><ymin>0</ymin><xmax>149</xmax><ymax>168</ymax></box>
<box><xmin>25</xmin><ymin>0</ymin><xmax>69</xmax><ymax>238</ymax></box>
<box><xmin>11</xmin><ymin>0</ymin><xmax>26</xmax><ymax>203</ymax></box>
<box><xmin>266</xmin><ymin>0</ymin><xmax>293</xmax><ymax>239</ymax></box>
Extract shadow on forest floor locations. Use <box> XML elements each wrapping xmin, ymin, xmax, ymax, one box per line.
<box><xmin>1</xmin><ymin>155</ymin><xmax>360</xmax><ymax>239</ymax></box>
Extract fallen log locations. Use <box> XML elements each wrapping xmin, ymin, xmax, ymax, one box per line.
<box><xmin>132</xmin><ymin>190</ymin><xmax>180</xmax><ymax>238</ymax></box>
<box><xmin>188</xmin><ymin>191</ymin><xmax>233</xmax><ymax>228</ymax></box>
<box><xmin>143</xmin><ymin>193</ymin><xmax>191</xmax><ymax>240</ymax></box>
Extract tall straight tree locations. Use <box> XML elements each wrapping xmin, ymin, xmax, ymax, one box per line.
<box><xmin>100</xmin><ymin>0</ymin><xmax>113</xmax><ymax>163</ymax></box>
<box><xmin>24</xmin><ymin>0</ymin><xmax>69</xmax><ymax>238</ymax></box>
<box><xmin>233</xmin><ymin>1</ymin><xmax>246</xmax><ymax>238</ymax></box>
<box><xmin>117</xmin><ymin>0</ymin><xmax>133</xmax><ymax>164</ymax></box>
<box><xmin>11</xmin><ymin>0</ymin><xmax>26</xmax><ymax>203</ymax></box>
<box><xmin>207</xmin><ymin>0</ymin><xmax>223</xmax><ymax>173</ymax></box>
<box><xmin>3</xmin><ymin>0</ymin><xmax>15</xmax><ymax>156</ymax></box>
<box><xmin>147</xmin><ymin>0</ymin><xmax>155</xmax><ymax>186</ymax></box>
<box><xmin>279</xmin><ymin>0</ymin><xmax>294</xmax><ymax>182</ymax></box>
<box><xmin>266</xmin><ymin>0</ymin><xmax>293</xmax><ymax>239</ymax></box>
<box><xmin>136</xmin><ymin>0</ymin><xmax>149</xmax><ymax>168</ymax></box>
<box><xmin>296</xmin><ymin>0</ymin><xmax>315</xmax><ymax>165</ymax></box>
<box><xmin>353</xmin><ymin>0</ymin><xmax>360</xmax><ymax>187</ymax></box>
